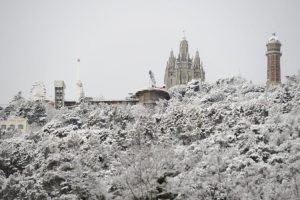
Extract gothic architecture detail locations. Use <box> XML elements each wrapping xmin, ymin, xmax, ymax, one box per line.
<box><xmin>164</xmin><ymin>37</ymin><xmax>205</xmax><ymax>89</ymax></box>
<box><xmin>266</xmin><ymin>33</ymin><xmax>282</xmax><ymax>85</ymax></box>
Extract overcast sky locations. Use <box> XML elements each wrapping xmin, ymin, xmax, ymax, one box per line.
<box><xmin>0</xmin><ymin>0</ymin><xmax>299</xmax><ymax>104</ymax></box>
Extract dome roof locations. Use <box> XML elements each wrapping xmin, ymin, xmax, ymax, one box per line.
<box><xmin>268</xmin><ymin>33</ymin><xmax>280</xmax><ymax>43</ymax></box>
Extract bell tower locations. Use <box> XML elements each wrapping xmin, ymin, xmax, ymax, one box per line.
<box><xmin>266</xmin><ymin>33</ymin><xmax>282</xmax><ymax>85</ymax></box>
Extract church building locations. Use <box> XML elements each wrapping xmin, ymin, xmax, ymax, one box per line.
<box><xmin>164</xmin><ymin>37</ymin><xmax>205</xmax><ymax>89</ymax></box>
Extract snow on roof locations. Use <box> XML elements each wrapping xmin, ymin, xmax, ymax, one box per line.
<box><xmin>268</xmin><ymin>33</ymin><xmax>280</xmax><ymax>43</ymax></box>
<box><xmin>135</xmin><ymin>87</ymin><xmax>169</xmax><ymax>95</ymax></box>
<box><xmin>54</xmin><ymin>80</ymin><xmax>65</xmax><ymax>88</ymax></box>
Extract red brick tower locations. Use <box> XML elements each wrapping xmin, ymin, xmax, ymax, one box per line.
<box><xmin>266</xmin><ymin>33</ymin><xmax>282</xmax><ymax>85</ymax></box>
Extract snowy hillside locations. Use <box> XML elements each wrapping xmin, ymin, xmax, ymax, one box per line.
<box><xmin>0</xmin><ymin>76</ymin><xmax>300</xmax><ymax>200</ymax></box>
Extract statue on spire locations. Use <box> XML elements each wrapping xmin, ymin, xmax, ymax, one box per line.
<box><xmin>182</xmin><ymin>30</ymin><xmax>186</xmax><ymax>40</ymax></box>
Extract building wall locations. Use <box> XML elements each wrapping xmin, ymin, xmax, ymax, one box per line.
<box><xmin>0</xmin><ymin>117</ymin><xmax>29</xmax><ymax>133</ymax></box>
<box><xmin>266</xmin><ymin>34</ymin><xmax>282</xmax><ymax>85</ymax></box>
<box><xmin>54</xmin><ymin>80</ymin><xmax>65</xmax><ymax>109</ymax></box>
<box><xmin>135</xmin><ymin>89</ymin><xmax>170</xmax><ymax>105</ymax></box>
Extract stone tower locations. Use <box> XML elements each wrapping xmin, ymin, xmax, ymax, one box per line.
<box><xmin>164</xmin><ymin>37</ymin><xmax>205</xmax><ymax>89</ymax></box>
<box><xmin>266</xmin><ymin>33</ymin><xmax>282</xmax><ymax>85</ymax></box>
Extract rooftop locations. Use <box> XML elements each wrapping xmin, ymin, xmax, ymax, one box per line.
<box><xmin>268</xmin><ymin>33</ymin><xmax>280</xmax><ymax>44</ymax></box>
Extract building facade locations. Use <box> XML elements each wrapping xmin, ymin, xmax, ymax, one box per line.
<box><xmin>164</xmin><ymin>37</ymin><xmax>205</xmax><ymax>89</ymax></box>
<box><xmin>0</xmin><ymin>117</ymin><xmax>29</xmax><ymax>133</ymax></box>
<box><xmin>54</xmin><ymin>80</ymin><xmax>65</xmax><ymax>109</ymax></box>
<box><xmin>266</xmin><ymin>33</ymin><xmax>282</xmax><ymax>85</ymax></box>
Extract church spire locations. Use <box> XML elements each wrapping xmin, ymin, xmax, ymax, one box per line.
<box><xmin>170</xmin><ymin>49</ymin><xmax>174</xmax><ymax>58</ymax></box>
<box><xmin>178</xmin><ymin>36</ymin><xmax>189</xmax><ymax>61</ymax></box>
<box><xmin>167</xmin><ymin>49</ymin><xmax>176</xmax><ymax>68</ymax></box>
<box><xmin>193</xmin><ymin>50</ymin><xmax>200</xmax><ymax>67</ymax></box>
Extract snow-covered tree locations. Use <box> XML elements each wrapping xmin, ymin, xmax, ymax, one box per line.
<box><xmin>0</xmin><ymin>76</ymin><xmax>300</xmax><ymax>199</ymax></box>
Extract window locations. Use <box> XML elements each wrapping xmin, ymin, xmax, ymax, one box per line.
<box><xmin>9</xmin><ymin>125</ymin><xmax>15</xmax><ymax>130</ymax></box>
<box><xmin>18</xmin><ymin>124</ymin><xmax>24</xmax><ymax>129</ymax></box>
<box><xmin>1</xmin><ymin>125</ymin><xmax>6</xmax><ymax>130</ymax></box>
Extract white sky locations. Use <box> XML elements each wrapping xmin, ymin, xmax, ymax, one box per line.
<box><xmin>0</xmin><ymin>0</ymin><xmax>299</xmax><ymax>104</ymax></box>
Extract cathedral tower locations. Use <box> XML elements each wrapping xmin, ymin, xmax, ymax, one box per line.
<box><xmin>164</xmin><ymin>37</ymin><xmax>205</xmax><ymax>89</ymax></box>
<box><xmin>193</xmin><ymin>50</ymin><xmax>205</xmax><ymax>81</ymax></box>
<box><xmin>266</xmin><ymin>33</ymin><xmax>282</xmax><ymax>85</ymax></box>
<box><xmin>178</xmin><ymin>37</ymin><xmax>189</xmax><ymax>61</ymax></box>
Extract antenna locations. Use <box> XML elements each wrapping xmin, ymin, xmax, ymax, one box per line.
<box><xmin>76</xmin><ymin>58</ymin><xmax>80</xmax><ymax>81</ymax></box>
<box><xmin>149</xmin><ymin>70</ymin><xmax>156</xmax><ymax>88</ymax></box>
<box><xmin>76</xmin><ymin>58</ymin><xmax>85</xmax><ymax>102</ymax></box>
